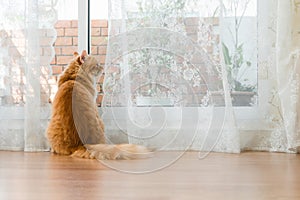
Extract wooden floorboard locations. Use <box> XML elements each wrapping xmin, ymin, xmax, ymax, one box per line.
<box><xmin>0</xmin><ymin>151</ymin><xmax>299</xmax><ymax>200</ymax></box>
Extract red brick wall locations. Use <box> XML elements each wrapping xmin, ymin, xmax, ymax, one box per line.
<box><xmin>50</xmin><ymin>18</ymin><xmax>219</xmax><ymax>107</ymax></box>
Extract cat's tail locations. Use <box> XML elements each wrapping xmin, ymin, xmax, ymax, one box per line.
<box><xmin>71</xmin><ymin>144</ymin><xmax>154</xmax><ymax>160</ymax></box>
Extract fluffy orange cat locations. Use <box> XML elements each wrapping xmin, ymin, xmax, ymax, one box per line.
<box><xmin>47</xmin><ymin>50</ymin><xmax>151</xmax><ymax>159</ymax></box>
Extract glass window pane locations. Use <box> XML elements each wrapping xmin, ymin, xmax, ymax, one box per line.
<box><xmin>91</xmin><ymin>0</ymin><xmax>258</xmax><ymax>107</ymax></box>
<box><xmin>50</xmin><ymin>0</ymin><xmax>79</xmax><ymax>101</ymax></box>
<box><xmin>90</xmin><ymin>0</ymin><xmax>108</xmax><ymax>106</ymax></box>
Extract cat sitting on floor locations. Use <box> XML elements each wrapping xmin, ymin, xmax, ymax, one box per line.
<box><xmin>47</xmin><ymin>50</ymin><xmax>151</xmax><ymax>159</ymax></box>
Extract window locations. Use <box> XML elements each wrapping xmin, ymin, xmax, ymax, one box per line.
<box><xmin>83</xmin><ymin>0</ymin><xmax>259</xmax><ymax>108</ymax></box>
<box><xmin>76</xmin><ymin>1</ymin><xmax>267</xmax><ymax>150</ymax></box>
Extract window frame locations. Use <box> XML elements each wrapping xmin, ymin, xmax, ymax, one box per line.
<box><xmin>78</xmin><ymin>0</ymin><xmax>91</xmax><ymax>54</ymax></box>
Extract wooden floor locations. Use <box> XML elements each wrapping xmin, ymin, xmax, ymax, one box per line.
<box><xmin>0</xmin><ymin>151</ymin><xmax>300</xmax><ymax>200</ymax></box>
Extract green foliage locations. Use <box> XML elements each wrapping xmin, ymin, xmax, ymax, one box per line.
<box><xmin>222</xmin><ymin>42</ymin><xmax>232</xmax><ymax>65</ymax></box>
<box><xmin>222</xmin><ymin>42</ymin><xmax>256</xmax><ymax>92</ymax></box>
<box><xmin>220</xmin><ymin>0</ymin><xmax>257</xmax><ymax>93</ymax></box>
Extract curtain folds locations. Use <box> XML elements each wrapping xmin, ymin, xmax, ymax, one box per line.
<box><xmin>0</xmin><ymin>0</ymin><xmax>57</xmax><ymax>151</ymax></box>
<box><xmin>103</xmin><ymin>0</ymin><xmax>300</xmax><ymax>153</ymax></box>
<box><xmin>276</xmin><ymin>1</ymin><xmax>300</xmax><ymax>152</ymax></box>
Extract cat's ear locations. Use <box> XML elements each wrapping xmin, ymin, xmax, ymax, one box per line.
<box><xmin>80</xmin><ymin>50</ymin><xmax>88</xmax><ymax>63</ymax></box>
<box><xmin>73</xmin><ymin>52</ymin><xmax>79</xmax><ymax>57</ymax></box>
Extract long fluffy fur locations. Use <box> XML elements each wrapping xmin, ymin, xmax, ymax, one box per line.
<box><xmin>47</xmin><ymin>51</ymin><xmax>152</xmax><ymax>160</ymax></box>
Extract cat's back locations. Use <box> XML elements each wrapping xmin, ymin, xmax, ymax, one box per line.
<box><xmin>52</xmin><ymin>79</ymin><xmax>75</xmax><ymax>115</ymax></box>
<box><xmin>52</xmin><ymin>59</ymin><xmax>80</xmax><ymax>113</ymax></box>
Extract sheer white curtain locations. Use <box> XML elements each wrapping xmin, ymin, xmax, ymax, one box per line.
<box><xmin>272</xmin><ymin>0</ymin><xmax>300</xmax><ymax>152</ymax></box>
<box><xmin>0</xmin><ymin>0</ymin><xmax>57</xmax><ymax>151</ymax></box>
<box><xmin>238</xmin><ymin>0</ymin><xmax>300</xmax><ymax>153</ymax></box>
<box><xmin>103</xmin><ymin>0</ymin><xmax>300</xmax><ymax>153</ymax></box>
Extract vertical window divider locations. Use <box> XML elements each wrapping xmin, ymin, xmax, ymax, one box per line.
<box><xmin>87</xmin><ymin>0</ymin><xmax>91</xmax><ymax>54</ymax></box>
<box><xmin>78</xmin><ymin>0</ymin><xmax>91</xmax><ymax>53</ymax></box>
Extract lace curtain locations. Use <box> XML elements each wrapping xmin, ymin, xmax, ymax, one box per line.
<box><xmin>237</xmin><ymin>0</ymin><xmax>300</xmax><ymax>153</ymax></box>
<box><xmin>0</xmin><ymin>0</ymin><xmax>57</xmax><ymax>151</ymax></box>
<box><xmin>103</xmin><ymin>0</ymin><xmax>300</xmax><ymax>153</ymax></box>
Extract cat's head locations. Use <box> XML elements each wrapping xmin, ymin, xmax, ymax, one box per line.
<box><xmin>74</xmin><ymin>50</ymin><xmax>103</xmax><ymax>77</ymax></box>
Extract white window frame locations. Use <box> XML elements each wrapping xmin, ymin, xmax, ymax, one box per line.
<box><xmin>78</xmin><ymin>0</ymin><xmax>90</xmax><ymax>53</ymax></box>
